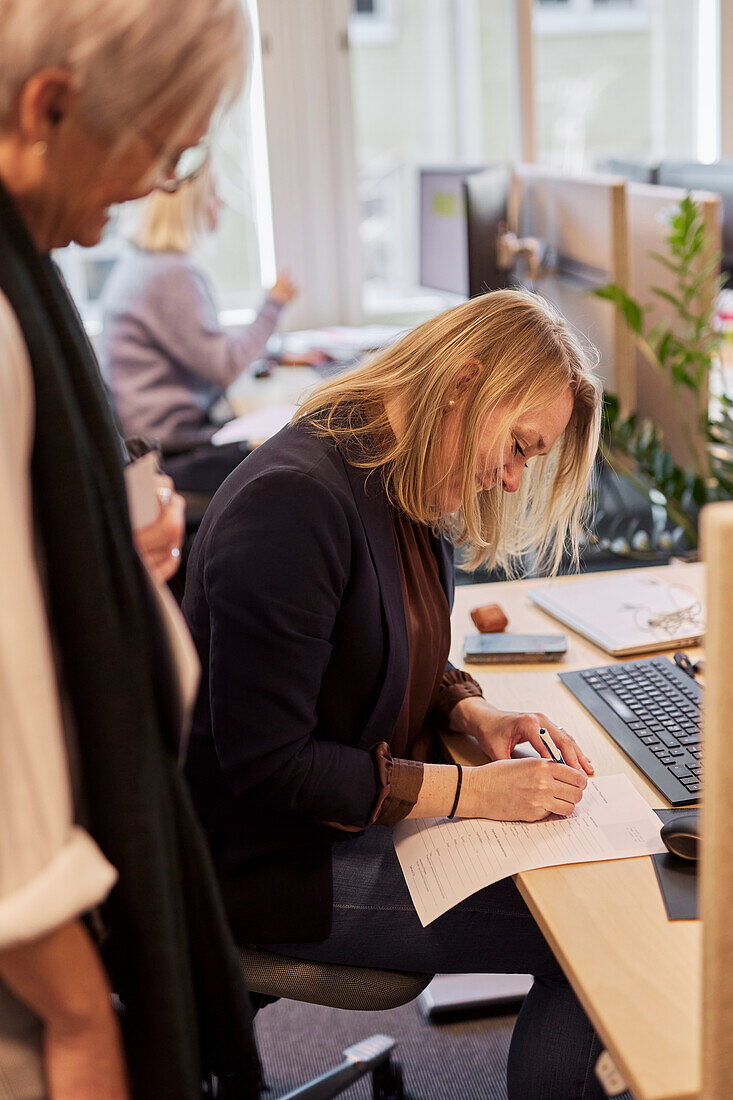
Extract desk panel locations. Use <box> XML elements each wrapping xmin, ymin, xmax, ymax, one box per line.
<box><xmin>444</xmin><ymin>564</ymin><xmax>701</xmax><ymax>1100</ymax></box>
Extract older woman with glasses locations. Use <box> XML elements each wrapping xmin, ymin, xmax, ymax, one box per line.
<box><xmin>0</xmin><ymin>1</ymin><xmax>260</xmax><ymax>1098</ymax></box>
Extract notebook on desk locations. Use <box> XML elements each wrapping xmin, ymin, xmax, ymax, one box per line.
<box><xmin>528</xmin><ymin>563</ymin><xmax>705</xmax><ymax>656</ymax></box>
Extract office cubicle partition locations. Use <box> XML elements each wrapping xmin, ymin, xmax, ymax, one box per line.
<box><xmin>701</xmin><ymin>500</ymin><xmax>733</xmax><ymax>1098</ymax></box>
<box><xmin>418</xmin><ymin>163</ymin><xmax>722</xmax><ymax>480</ymax></box>
<box><xmin>624</xmin><ymin>183</ymin><xmax>721</xmax><ymax>470</ymax></box>
<box><xmin>657</xmin><ymin>161</ymin><xmax>733</xmax><ymax>282</ymax></box>
<box><xmin>506</xmin><ymin>164</ymin><xmax>633</xmax><ymax>411</ymax></box>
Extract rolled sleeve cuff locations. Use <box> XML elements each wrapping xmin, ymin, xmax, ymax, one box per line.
<box><xmin>0</xmin><ymin>826</ymin><xmax>118</xmax><ymax>951</ymax></box>
<box><xmin>372</xmin><ymin>747</ymin><xmax>424</xmax><ymax>827</ymax></box>
<box><xmin>317</xmin><ymin>743</ymin><xmax>424</xmax><ymax>833</ymax></box>
<box><xmin>435</xmin><ymin>668</ymin><xmax>484</xmax><ymax>719</ymax></box>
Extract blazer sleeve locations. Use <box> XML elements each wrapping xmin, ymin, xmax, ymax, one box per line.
<box><xmin>203</xmin><ymin>467</ymin><xmax>386</xmax><ymax>828</ymax></box>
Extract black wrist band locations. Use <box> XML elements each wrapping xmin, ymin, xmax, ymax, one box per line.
<box><xmin>448</xmin><ymin>763</ymin><xmax>463</xmax><ymax>819</ymax></box>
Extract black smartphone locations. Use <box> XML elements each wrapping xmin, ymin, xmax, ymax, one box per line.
<box><xmin>463</xmin><ymin>633</ymin><xmax>568</xmax><ymax>664</ymax></box>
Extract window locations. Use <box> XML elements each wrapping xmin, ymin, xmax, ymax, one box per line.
<box><xmin>533</xmin><ymin>0</ymin><xmax>706</xmax><ymax>172</ymax></box>
<box><xmin>349</xmin><ymin>0</ymin><xmax>397</xmax><ymax>45</ymax></box>
<box><xmin>534</xmin><ymin>0</ymin><xmax>649</xmax><ymax>36</ymax></box>
<box><xmin>348</xmin><ymin>0</ymin><xmax>519</xmax><ymax>315</ymax></box>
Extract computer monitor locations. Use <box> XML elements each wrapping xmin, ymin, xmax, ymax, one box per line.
<box><xmin>418</xmin><ymin>166</ymin><xmax>488</xmax><ymax>296</ymax></box>
<box><xmin>625</xmin><ymin>182</ymin><xmax>721</xmax><ymax>468</ymax></box>
<box><xmin>606</xmin><ymin>157</ymin><xmax>660</xmax><ymax>185</ymax></box>
<box><xmin>463</xmin><ymin>166</ymin><xmax>511</xmax><ymax>299</ymax></box>
<box><xmin>507</xmin><ymin>164</ymin><xmax>632</xmax><ymax>406</ymax></box>
<box><xmin>657</xmin><ymin>160</ymin><xmax>733</xmax><ymax>281</ymax></box>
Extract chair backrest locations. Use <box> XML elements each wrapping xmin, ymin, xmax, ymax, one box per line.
<box><xmin>239</xmin><ymin>945</ymin><xmax>433</xmax><ymax>1012</ymax></box>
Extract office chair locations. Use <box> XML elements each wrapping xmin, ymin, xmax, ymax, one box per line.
<box><xmin>239</xmin><ymin>945</ymin><xmax>433</xmax><ymax>1099</ymax></box>
<box><xmin>160</xmin><ymin>438</ymin><xmax>250</xmax><ymax>496</ymax></box>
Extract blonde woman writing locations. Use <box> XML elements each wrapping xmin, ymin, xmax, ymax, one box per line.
<box><xmin>183</xmin><ymin>289</ymin><xmax>604</xmax><ymax>1099</ymax></box>
<box><xmin>99</xmin><ymin>161</ymin><xmax>297</xmax><ymax>446</ymax></box>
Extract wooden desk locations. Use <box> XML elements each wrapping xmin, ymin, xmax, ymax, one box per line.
<box><xmin>444</xmin><ymin>563</ymin><xmax>702</xmax><ymax>1100</ymax></box>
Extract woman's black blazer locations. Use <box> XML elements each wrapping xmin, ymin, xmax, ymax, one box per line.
<box><xmin>182</xmin><ymin>419</ymin><xmax>455</xmax><ymax>943</ymax></box>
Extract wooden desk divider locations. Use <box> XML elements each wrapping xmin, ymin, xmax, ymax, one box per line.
<box><xmin>506</xmin><ymin>164</ymin><xmax>633</xmax><ymax>414</ymax></box>
<box><xmin>701</xmin><ymin>500</ymin><xmax>733</xmax><ymax>1097</ymax></box>
<box><xmin>624</xmin><ymin>183</ymin><xmax>721</xmax><ymax>471</ymax></box>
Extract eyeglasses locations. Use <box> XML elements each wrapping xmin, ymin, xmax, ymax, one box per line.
<box><xmin>136</xmin><ymin>126</ymin><xmax>211</xmax><ymax>193</ymax></box>
<box><xmin>156</xmin><ymin>141</ymin><xmax>210</xmax><ymax>193</ymax></box>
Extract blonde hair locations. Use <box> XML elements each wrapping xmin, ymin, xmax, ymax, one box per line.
<box><xmin>0</xmin><ymin>0</ymin><xmax>248</xmax><ymax>148</ymax></box>
<box><xmin>133</xmin><ymin>161</ymin><xmax>212</xmax><ymax>254</ymax></box>
<box><xmin>296</xmin><ymin>289</ymin><xmax>602</xmax><ymax>576</ymax></box>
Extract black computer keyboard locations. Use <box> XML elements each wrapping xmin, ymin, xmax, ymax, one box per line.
<box><xmin>559</xmin><ymin>657</ymin><xmax>702</xmax><ymax>807</ymax></box>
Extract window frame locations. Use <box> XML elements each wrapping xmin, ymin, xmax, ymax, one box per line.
<box><xmin>534</xmin><ymin>0</ymin><xmax>650</xmax><ymax>37</ymax></box>
<box><xmin>348</xmin><ymin>0</ymin><xmax>398</xmax><ymax>46</ymax></box>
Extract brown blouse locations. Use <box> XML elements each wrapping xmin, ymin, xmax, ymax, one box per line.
<box><xmin>320</xmin><ymin>509</ymin><xmax>484</xmax><ymax>834</ymax></box>
<box><xmin>370</xmin><ymin>510</ymin><xmax>483</xmax><ymax>827</ymax></box>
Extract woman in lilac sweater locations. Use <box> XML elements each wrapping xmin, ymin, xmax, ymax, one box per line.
<box><xmin>99</xmin><ymin>162</ymin><xmax>296</xmax><ymax>446</ymax></box>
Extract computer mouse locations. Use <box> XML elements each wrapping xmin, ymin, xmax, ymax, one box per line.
<box><xmin>660</xmin><ymin>810</ymin><xmax>700</xmax><ymax>861</ymax></box>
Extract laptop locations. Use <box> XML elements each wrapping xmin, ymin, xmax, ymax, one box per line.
<box><xmin>528</xmin><ymin>564</ymin><xmax>705</xmax><ymax>657</ymax></box>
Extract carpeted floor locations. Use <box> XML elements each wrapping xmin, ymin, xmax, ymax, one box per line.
<box><xmin>255</xmin><ymin>995</ymin><xmax>636</xmax><ymax>1099</ymax></box>
<box><xmin>254</xmin><ymin>996</ymin><xmax>518</xmax><ymax>1100</ymax></box>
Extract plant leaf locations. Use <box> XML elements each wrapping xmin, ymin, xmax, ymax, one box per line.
<box><xmin>593</xmin><ymin>284</ymin><xmax>644</xmax><ymax>334</ymax></box>
<box><xmin>649</xmin><ymin>286</ymin><xmax>695</xmax><ymax>322</ymax></box>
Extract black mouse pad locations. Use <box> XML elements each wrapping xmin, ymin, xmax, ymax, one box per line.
<box><xmin>652</xmin><ymin>810</ymin><xmax>698</xmax><ymax>921</ymax></box>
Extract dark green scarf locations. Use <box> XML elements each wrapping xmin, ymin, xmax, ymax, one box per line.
<box><xmin>0</xmin><ymin>181</ymin><xmax>259</xmax><ymax>1099</ymax></box>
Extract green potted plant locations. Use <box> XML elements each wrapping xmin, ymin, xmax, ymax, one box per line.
<box><xmin>591</xmin><ymin>194</ymin><xmax>732</xmax><ymax>554</ymax></box>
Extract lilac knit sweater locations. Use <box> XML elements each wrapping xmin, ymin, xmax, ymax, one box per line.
<box><xmin>98</xmin><ymin>245</ymin><xmax>283</xmax><ymax>445</ymax></box>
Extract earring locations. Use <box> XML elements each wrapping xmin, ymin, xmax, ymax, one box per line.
<box><xmin>447</xmin><ymin>399</ymin><xmax>455</xmax><ymax>407</ymax></box>
<box><xmin>32</xmin><ymin>141</ymin><xmax>48</xmax><ymax>157</ymax></box>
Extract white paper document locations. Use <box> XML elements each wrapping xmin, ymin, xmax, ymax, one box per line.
<box><xmin>123</xmin><ymin>451</ymin><xmax>159</xmax><ymax>531</ymax></box>
<box><xmin>393</xmin><ymin>774</ymin><xmax>666</xmax><ymax>927</ymax></box>
<box><xmin>211</xmin><ymin>403</ymin><xmax>297</xmax><ymax>447</ymax></box>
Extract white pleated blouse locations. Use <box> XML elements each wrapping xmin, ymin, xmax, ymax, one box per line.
<box><xmin>0</xmin><ymin>288</ymin><xmax>198</xmax><ymax>950</ymax></box>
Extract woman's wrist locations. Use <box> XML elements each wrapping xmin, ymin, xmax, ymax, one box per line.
<box><xmin>449</xmin><ymin>695</ymin><xmax>498</xmax><ymax>736</ymax></box>
<box><xmin>0</xmin><ymin>920</ymin><xmax>115</xmax><ymax>1037</ymax></box>
<box><xmin>454</xmin><ymin>762</ymin><xmax>494</xmax><ymax>819</ymax></box>
<box><xmin>405</xmin><ymin>760</ymin><xmax>499</xmax><ymax>820</ymax></box>
<box><xmin>406</xmin><ymin>762</ymin><xmax>468</xmax><ymax>819</ymax></box>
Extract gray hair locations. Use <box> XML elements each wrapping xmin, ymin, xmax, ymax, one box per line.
<box><xmin>0</xmin><ymin>0</ymin><xmax>248</xmax><ymax>143</ymax></box>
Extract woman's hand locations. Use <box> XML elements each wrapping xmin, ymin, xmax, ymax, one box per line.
<box><xmin>132</xmin><ymin>474</ymin><xmax>186</xmax><ymax>583</ymax></box>
<box><xmin>450</xmin><ymin>696</ymin><xmax>594</xmax><ymax>776</ymax></box>
<box><xmin>461</xmin><ymin>757</ymin><xmax>587</xmax><ymax>822</ymax></box>
<box><xmin>268</xmin><ymin>269</ymin><xmax>298</xmax><ymax>306</ymax></box>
